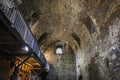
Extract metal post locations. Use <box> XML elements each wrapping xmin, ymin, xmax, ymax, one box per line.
<box><xmin>10</xmin><ymin>56</ymin><xmax>31</xmax><ymax>80</ymax></box>
<box><xmin>10</xmin><ymin>66</ymin><xmax>19</xmax><ymax>80</ymax></box>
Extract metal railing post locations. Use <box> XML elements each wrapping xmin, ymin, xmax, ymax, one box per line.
<box><xmin>10</xmin><ymin>66</ymin><xmax>19</xmax><ymax>80</ymax></box>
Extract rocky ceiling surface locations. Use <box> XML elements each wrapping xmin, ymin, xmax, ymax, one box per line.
<box><xmin>19</xmin><ymin>0</ymin><xmax>120</xmax><ymax>51</ymax></box>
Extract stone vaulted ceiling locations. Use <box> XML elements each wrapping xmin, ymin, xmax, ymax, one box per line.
<box><xmin>20</xmin><ymin>0</ymin><xmax>120</xmax><ymax>51</ymax></box>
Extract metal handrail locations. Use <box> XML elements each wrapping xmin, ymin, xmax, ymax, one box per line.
<box><xmin>0</xmin><ymin>0</ymin><xmax>47</xmax><ymax>65</ymax></box>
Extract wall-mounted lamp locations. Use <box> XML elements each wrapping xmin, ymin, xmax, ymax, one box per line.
<box><xmin>24</xmin><ymin>46</ymin><xmax>29</xmax><ymax>51</ymax></box>
<box><xmin>22</xmin><ymin>46</ymin><xmax>29</xmax><ymax>52</ymax></box>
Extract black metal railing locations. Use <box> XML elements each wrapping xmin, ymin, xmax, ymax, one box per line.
<box><xmin>0</xmin><ymin>0</ymin><xmax>47</xmax><ymax>66</ymax></box>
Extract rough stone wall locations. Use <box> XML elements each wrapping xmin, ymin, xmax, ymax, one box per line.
<box><xmin>75</xmin><ymin>1</ymin><xmax>120</xmax><ymax>80</ymax></box>
<box><xmin>78</xmin><ymin>12</ymin><xmax>120</xmax><ymax>80</ymax></box>
<box><xmin>92</xmin><ymin>19</ymin><xmax>120</xmax><ymax>80</ymax></box>
<box><xmin>44</xmin><ymin>44</ymin><xmax>77</xmax><ymax>80</ymax></box>
<box><xmin>76</xmin><ymin>18</ymin><xmax>120</xmax><ymax>80</ymax></box>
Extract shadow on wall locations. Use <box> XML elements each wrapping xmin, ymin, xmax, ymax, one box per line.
<box><xmin>88</xmin><ymin>56</ymin><xmax>102</xmax><ymax>80</ymax></box>
<box><xmin>79</xmin><ymin>75</ymin><xmax>83</xmax><ymax>80</ymax></box>
<box><xmin>47</xmin><ymin>64</ymin><xmax>58</xmax><ymax>80</ymax></box>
